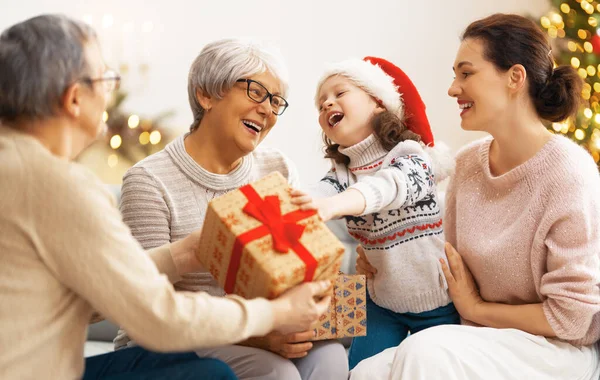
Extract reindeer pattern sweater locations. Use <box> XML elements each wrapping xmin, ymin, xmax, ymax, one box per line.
<box><xmin>317</xmin><ymin>134</ymin><xmax>451</xmax><ymax>313</ymax></box>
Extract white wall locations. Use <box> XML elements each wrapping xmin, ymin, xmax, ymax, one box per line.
<box><xmin>0</xmin><ymin>0</ymin><xmax>550</xmax><ymax>184</ymax></box>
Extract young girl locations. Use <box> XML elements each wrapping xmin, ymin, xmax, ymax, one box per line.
<box><xmin>292</xmin><ymin>57</ymin><xmax>459</xmax><ymax>369</ymax></box>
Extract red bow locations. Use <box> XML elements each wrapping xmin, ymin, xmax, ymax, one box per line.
<box><xmin>224</xmin><ymin>184</ymin><xmax>318</xmax><ymax>295</ymax></box>
<box><xmin>242</xmin><ymin>195</ymin><xmax>306</xmax><ymax>253</ymax></box>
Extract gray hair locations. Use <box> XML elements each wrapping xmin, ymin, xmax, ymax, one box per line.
<box><xmin>0</xmin><ymin>14</ymin><xmax>96</xmax><ymax>122</ymax></box>
<box><xmin>187</xmin><ymin>38</ymin><xmax>289</xmax><ymax>132</ymax></box>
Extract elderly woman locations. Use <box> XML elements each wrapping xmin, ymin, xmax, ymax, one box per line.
<box><xmin>0</xmin><ymin>14</ymin><xmax>332</xmax><ymax>380</ymax></box>
<box><xmin>115</xmin><ymin>39</ymin><xmax>349</xmax><ymax>380</ymax></box>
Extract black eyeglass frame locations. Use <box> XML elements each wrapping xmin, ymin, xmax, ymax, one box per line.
<box><xmin>79</xmin><ymin>70</ymin><xmax>121</xmax><ymax>93</ymax></box>
<box><xmin>236</xmin><ymin>78</ymin><xmax>289</xmax><ymax>116</ymax></box>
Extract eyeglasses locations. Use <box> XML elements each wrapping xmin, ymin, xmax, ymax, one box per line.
<box><xmin>80</xmin><ymin>69</ymin><xmax>121</xmax><ymax>93</ymax></box>
<box><xmin>236</xmin><ymin>79</ymin><xmax>289</xmax><ymax>116</ymax></box>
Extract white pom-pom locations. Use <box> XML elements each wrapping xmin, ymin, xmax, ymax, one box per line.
<box><xmin>424</xmin><ymin>142</ymin><xmax>455</xmax><ymax>183</ymax></box>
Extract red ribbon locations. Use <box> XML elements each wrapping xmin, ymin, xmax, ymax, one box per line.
<box><xmin>224</xmin><ymin>184</ymin><xmax>318</xmax><ymax>295</ymax></box>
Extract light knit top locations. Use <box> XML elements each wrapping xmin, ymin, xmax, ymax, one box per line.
<box><xmin>445</xmin><ymin>135</ymin><xmax>600</xmax><ymax>346</ymax></box>
<box><xmin>316</xmin><ymin>134</ymin><xmax>451</xmax><ymax>314</ymax></box>
<box><xmin>0</xmin><ymin>125</ymin><xmax>274</xmax><ymax>379</ymax></box>
<box><xmin>114</xmin><ymin>134</ymin><xmax>299</xmax><ymax>349</ymax></box>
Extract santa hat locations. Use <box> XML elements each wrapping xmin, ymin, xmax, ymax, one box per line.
<box><xmin>315</xmin><ymin>56</ymin><xmax>454</xmax><ymax>181</ymax></box>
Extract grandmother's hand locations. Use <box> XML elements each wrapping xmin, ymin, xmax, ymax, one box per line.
<box><xmin>170</xmin><ymin>229</ymin><xmax>204</xmax><ymax>275</ymax></box>
<box><xmin>247</xmin><ymin>330</ymin><xmax>315</xmax><ymax>359</ymax></box>
<box><xmin>440</xmin><ymin>242</ymin><xmax>483</xmax><ymax>320</ymax></box>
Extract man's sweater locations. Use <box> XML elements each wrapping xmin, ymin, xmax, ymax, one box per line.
<box><xmin>0</xmin><ymin>125</ymin><xmax>274</xmax><ymax>379</ymax></box>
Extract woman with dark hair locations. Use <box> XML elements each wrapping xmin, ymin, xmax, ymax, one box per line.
<box><xmin>351</xmin><ymin>13</ymin><xmax>600</xmax><ymax>380</ymax></box>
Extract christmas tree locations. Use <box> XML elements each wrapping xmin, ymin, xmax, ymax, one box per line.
<box><xmin>540</xmin><ymin>0</ymin><xmax>600</xmax><ymax>167</ymax></box>
<box><xmin>102</xmin><ymin>89</ymin><xmax>172</xmax><ymax>166</ymax></box>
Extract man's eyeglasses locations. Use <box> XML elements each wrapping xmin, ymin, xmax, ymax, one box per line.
<box><xmin>236</xmin><ymin>79</ymin><xmax>289</xmax><ymax>116</ymax></box>
<box><xmin>80</xmin><ymin>69</ymin><xmax>121</xmax><ymax>93</ymax></box>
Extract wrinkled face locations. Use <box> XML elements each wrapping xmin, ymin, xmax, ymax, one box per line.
<box><xmin>78</xmin><ymin>40</ymin><xmax>110</xmax><ymax>141</ymax></box>
<box><xmin>317</xmin><ymin>75</ymin><xmax>383</xmax><ymax>147</ymax></box>
<box><xmin>205</xmin><ymin>71</ymin><xmax>281</xmax><ymax>155</ymax></box>
<box><xmin>448</xmin><ymin>38</ymin><xmax>511</xmax><ymax>132</ymax></box>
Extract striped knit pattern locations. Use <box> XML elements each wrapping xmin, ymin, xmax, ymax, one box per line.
<box><xmin>114</xmin><ymin>134</ymin><xmax>299</xmax><ymax>349</ymax></box>
<box><xmin>316</xmin><ymin>134</ymin><xmax>451</xmax><ymax>314</ymax></box>
<box><xmin>446</xmin><ymin>135</ymin><xmax>600</xmax><ymax>346</ymax></box>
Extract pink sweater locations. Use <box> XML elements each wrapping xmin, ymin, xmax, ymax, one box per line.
<box><xmin>445</xmin><ymin>135</ymin><xmax>600</xmax><ymax>346</ymax></box>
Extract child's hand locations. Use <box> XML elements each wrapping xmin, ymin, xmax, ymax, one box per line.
<box><xmin>355</xmin><ymin>245</ymin><xmax>377</xmax><ymax>279</ymax></box>
<box><xmin>290</xmin><ymin>189</ymin><xmax>336</xmax><ymax>222</ymax></box>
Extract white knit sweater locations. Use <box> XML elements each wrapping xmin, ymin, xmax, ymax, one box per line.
<box><xmin>317</xmin><ymin>134</ymin><xmax>451</xmax><ymax>313</ymax></box>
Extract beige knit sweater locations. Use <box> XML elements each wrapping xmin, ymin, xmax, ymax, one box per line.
<box><xmin>0</xmin><ymin>125</ymin><xmax>274</xmax><ymax>379</ymax></box>
<box><xmin>446</xmin><ymin>135</ymin><xmax>600</xmax><ymax>346</ymax></box>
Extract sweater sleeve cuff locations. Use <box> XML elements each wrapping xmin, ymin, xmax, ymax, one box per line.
<box><xmin>228</xmin><ymin>296</ymin><xmax>275</xmax><ymax>337</ymax></box>
<box><xmin>350</xmin><ymin>182</ymin><xmax>381</xmax><ymax>215</ymax></box>
<box><xmin>147</xmin><ymin>244</ymin><xmax>182</xmax><ymax>284</ymax></box>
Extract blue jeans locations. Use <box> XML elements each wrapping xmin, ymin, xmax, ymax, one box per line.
<box><xmin>83</xmin><ymin>346</ymin><xmax>237</xmax><ymax>380</ymax></box>
<box><xmin>348</xmin><ymin>294</ymin><xmax>460</xmax><ymax>369</ymax></box>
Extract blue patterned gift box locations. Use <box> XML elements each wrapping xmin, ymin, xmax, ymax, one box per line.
<box><xmin>312</xmin><ymin>273</ymin><xmax>367</xmax><ymax>340</ymax></box>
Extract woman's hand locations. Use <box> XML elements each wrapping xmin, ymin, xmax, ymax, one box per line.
<box><xmin>271</xmin><ymin>280</ymin><xmax>331</xmax><ymax>334</ymax></box>
<box><xmin>355</xmin><ymin>245</ymin><xmax>377</xmax><ymax>279</ymax></box>
<box><xmin>246</xmin><ymin>330</ymin><xmax>316</xmax><ymax>359</ymax></box>
<box><xmin>440</xmin><ymin>242</ymin><xmax>484</xmax><ymax>320</ymax></box>
<box><xmin>290</xmin><ymin>189</ymin><xmax>336</xmax><ymax>222</ymax></box>
<box><xmin>170</xmin><ymin>229</ymin><xmax>205</xmax><ymax>275</ymax></box>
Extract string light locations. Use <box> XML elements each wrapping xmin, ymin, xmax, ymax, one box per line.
<box><xmin>102</xmin><ymin>111</ymin><xmax>108</xmax><ymax>123</ymax></box>
<box><xmin>553</xmin><ymin>122</ymin><xmax>565</xmax><ymax>132</ymax></box>
<box><xmin>584</xmin><ymin>108</ymin><xmax>593</xmax><ymax>119</ymax></box>
<box><xmin>588</xmin><ymin>65</ymin><xmax>597</xmax><ymax>76</ymax></box>
<box><xmin>139</xmin><ymin>132</ymin><xmax>150</xmax><ymax>145</ymax></box>
<box><xmin>110</xmin><ymin>134</ymin><xmax>122</xmax><ymax>149</ymax></box>
<box><xmin>107</xmin><ymin>154</ymin><xmax>119</xmax><ymax>168</ymax></box>
<box><xmin>149</xmin><ymin>131</ymin><xmax>162</xmax><ymax>145</ymax></box>
<box><xmin>560</xmin><ymin>3</ymin><xmax>571</xmax><ymax>13</ymax></box>
<box><xmin>572</xmin><ymin>57</ymin><xmax>581</xmax><ymax>68</ymax></box>
<box><xmin>128</xmin><ymin>115</ymin><xmax>140</xmax><ymax>129</ymax></box>
<box><xmin>575</xmin><ymin>129</ymin><xmax>586</xmax><ymax>140</ymax></box>
<box><xmin>581</xmin><ymin>0</ymin><xmax>593</xmax><ymax>14</ymax></box>
<box><xmin>541</xmin><ymin>16</ymin><xmax>551</xmax><ymax>28</ymax></box>
<box><xmin>568</xmin><ymin>41</ymin><xmax>578</xmax><ymax>52</ymax></box>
